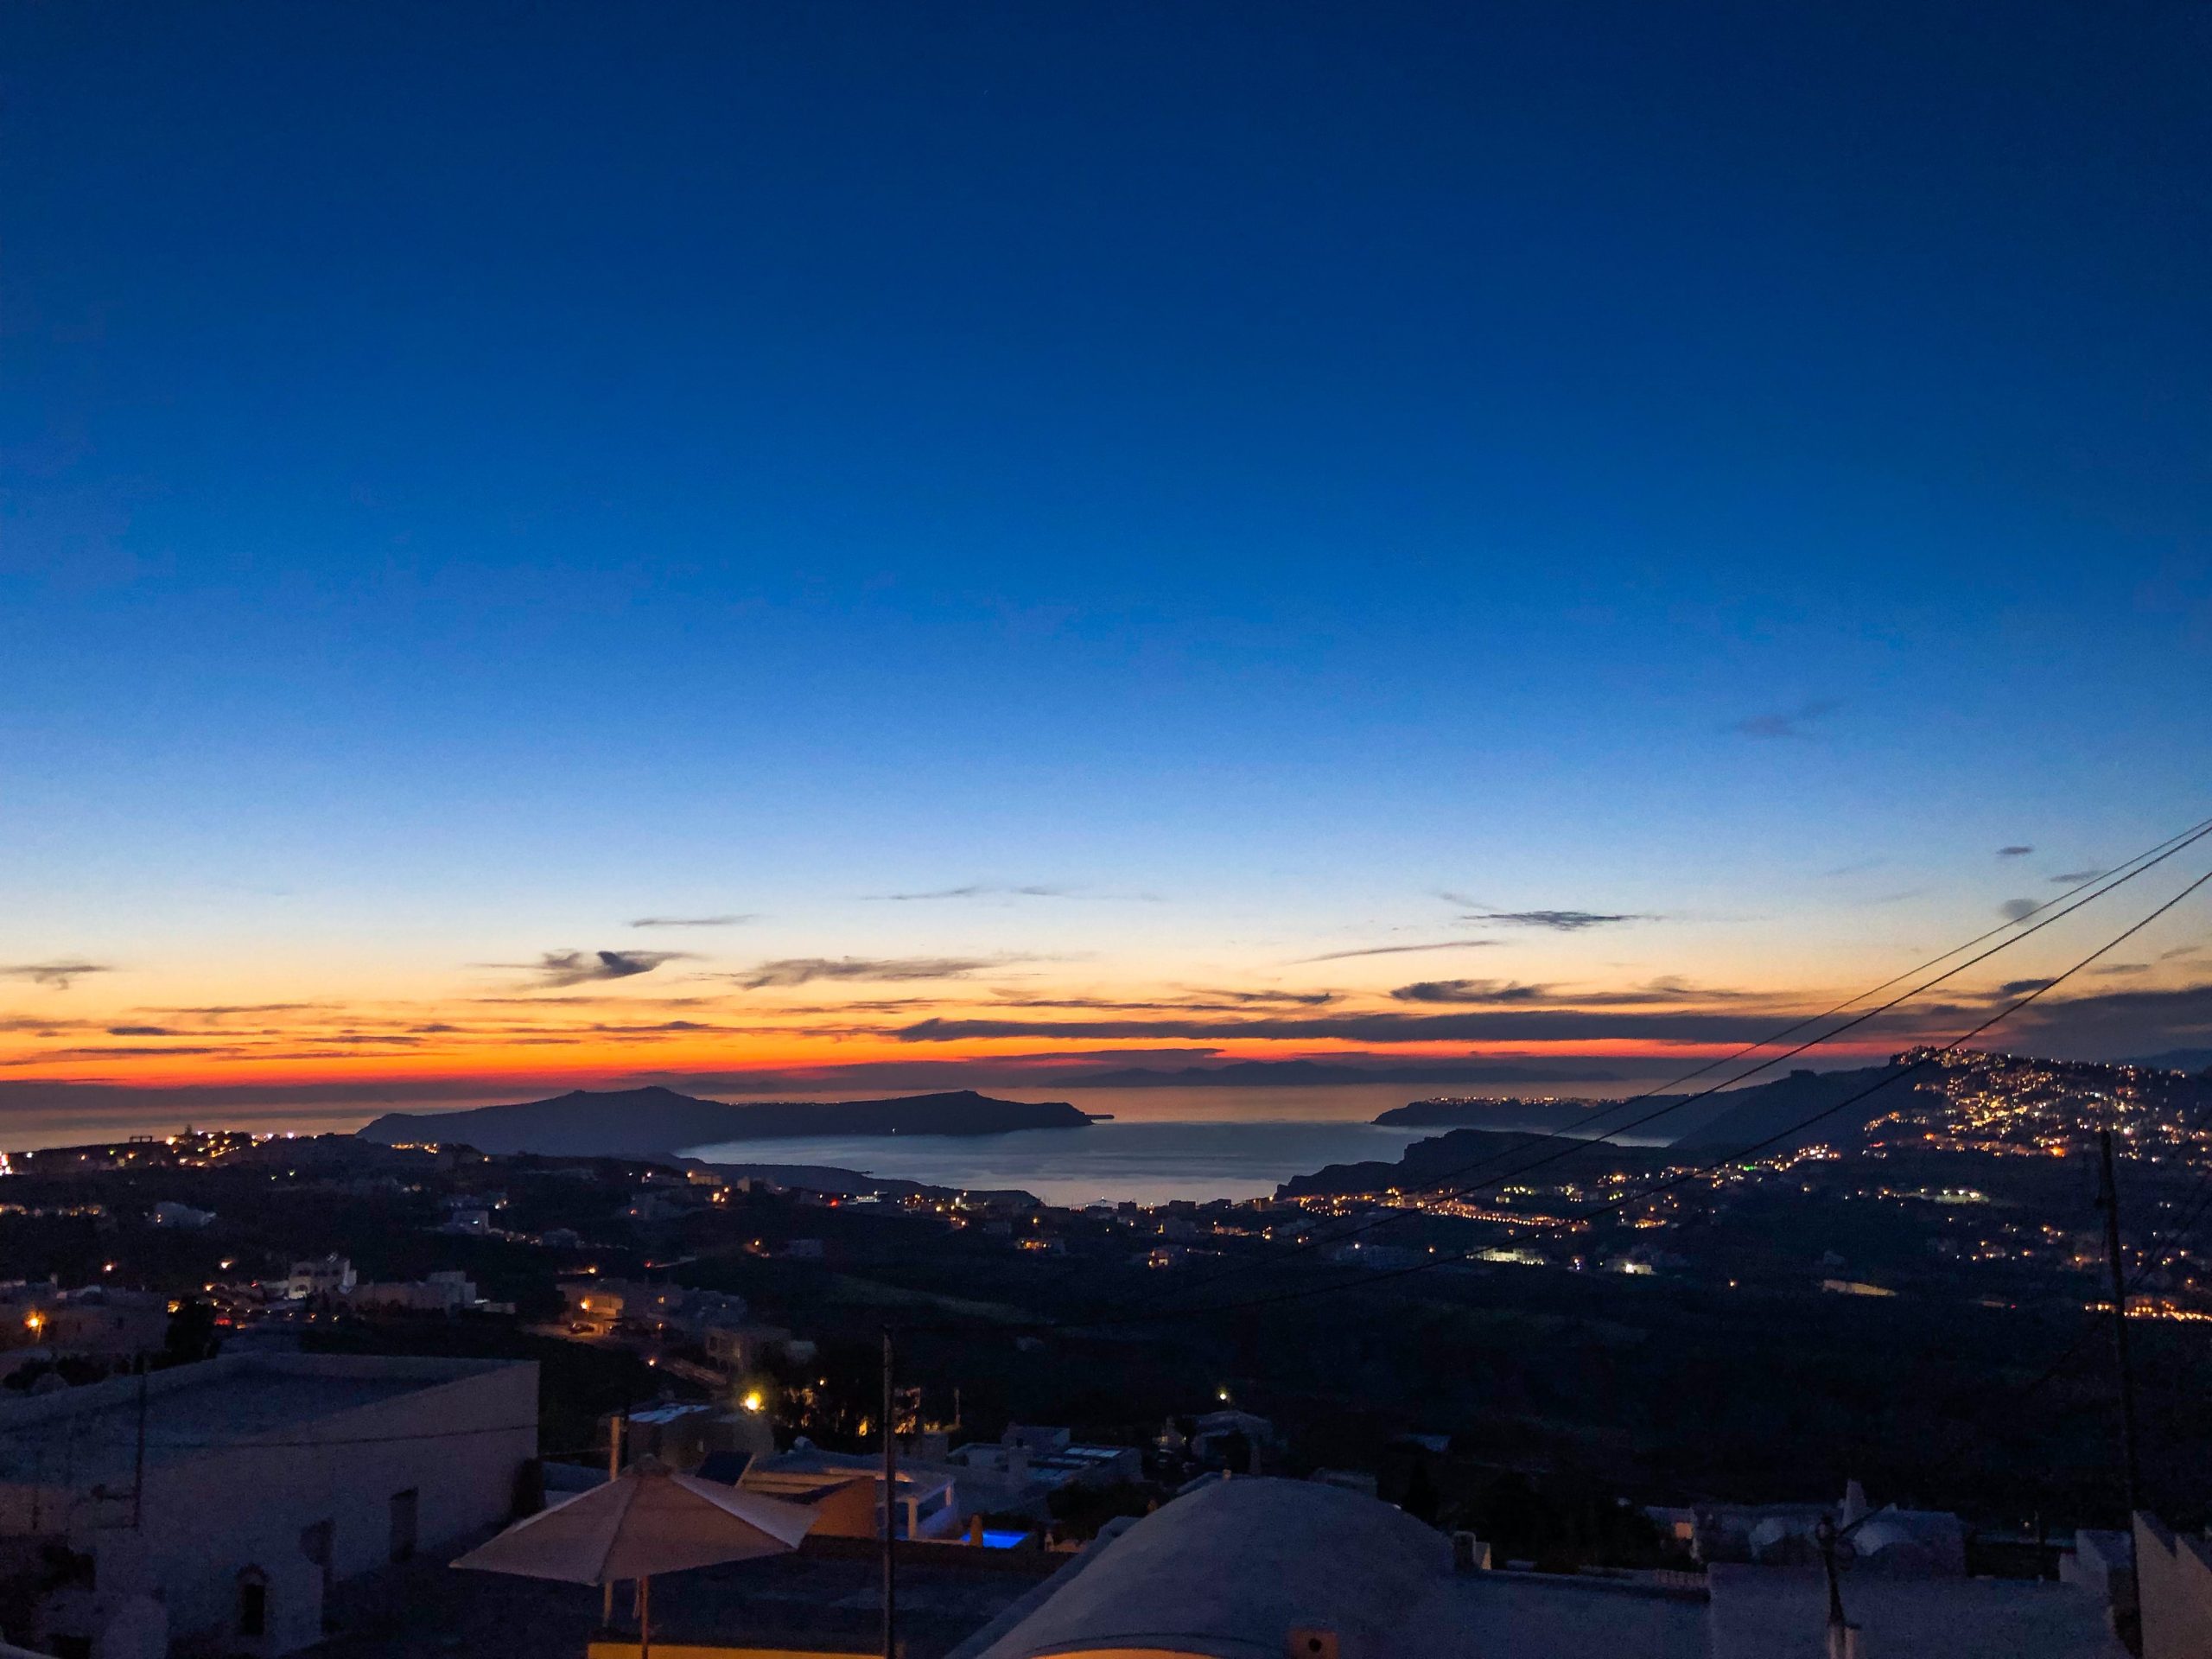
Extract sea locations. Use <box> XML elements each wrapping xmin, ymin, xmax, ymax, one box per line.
<box><xmin>682</xmin><ymin>1083</ymin><xmax>1588</xmax><ymax>1206</ymax></box>
<box><xmin>2</xmin><ymin>1082</ymin><xmax>1636</xmax><ymax>1207</ymax></box>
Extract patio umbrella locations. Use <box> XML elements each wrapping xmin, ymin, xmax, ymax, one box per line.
<box><xmin>454</xmin><ymin>1459</ymin><xmax>819</xmax><ymax>1659</ymax></box>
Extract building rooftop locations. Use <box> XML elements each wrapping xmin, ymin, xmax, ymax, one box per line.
<box><xmin>1706</xmin><ymin>1565</ymin><xmax>2121</xmax><ymax>1658</ymax></box>
<box><xmin>0</xmin><ymin>1352</ymin><xmax>524</xmax><ymax>1489</ymax></box>
<box><xmin>318</xmin><ymin>1535</ymin><xmax>1058</xmax><ymax>1659</ymax></box>
<box><xmin>957</xmin><ymin>1476</ymin><xmax>1708</xmax><ymax>1659</ymax></box>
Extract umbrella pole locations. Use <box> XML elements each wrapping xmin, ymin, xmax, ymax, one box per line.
<box><xmin>639</xmin><ymin>1574</ymin><xmax>650</xmax><ymax>1659</ymax></box>
<box><xmin>603</xmin><ymin>1415</ymin><xmax>623</xmax><ymax>1630</ymax></box>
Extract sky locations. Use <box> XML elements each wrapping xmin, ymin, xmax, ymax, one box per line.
<box><xmin>3</xmin><ymin>2</ymin><xmax>2210</xmax><ymax>1141</ymax></box>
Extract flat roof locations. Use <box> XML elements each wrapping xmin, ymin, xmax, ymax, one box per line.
<box><xmin>0</xmin><ymin>1353</ymin><xmax>524</xmax><ymax>1488</ymax></box>
<box><xmin>1707</xmin><ymin>1566</ymin><xmax>2117</xmax><ymax>1659</ymax></box>
<box><xmin>326</xmin><ymin>1535</ymin><xmax>1049</xmax><ymax>1659</ymax></box>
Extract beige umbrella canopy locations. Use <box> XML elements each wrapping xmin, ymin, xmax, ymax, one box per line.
<box><xmin>455</xmin><ymin>1462</ymin><xmax>820</xmax><ymax>1656</ymax></box>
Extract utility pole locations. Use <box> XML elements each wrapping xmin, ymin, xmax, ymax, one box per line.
<box><xmin>130</xmin><ymin>1365</ymin><xmax>149</xmax><ymax>1529</ymax></box>
<box><xmin>1814</xmin><ymin>1516</ymin><xmax>1856</xmax><ymax>1658</ymax></box>
<box><xmin>2097</xmin><ymin>1127</ymin><xmax>2143</xmax><ymax>1518</ymax></box>
<box><xmin>881</xmin><ymin>1329</ymin><xmax>898</xmax><ymax>1659</ymax></box>
<box><xmin>603</xmin><ymin>1413</ymin><xmax>624</xmax><ymax>1629</ymax></box>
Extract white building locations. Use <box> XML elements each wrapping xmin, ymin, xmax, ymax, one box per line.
<box><xmin>944</xmin><ymin>1477</ymin><xmax>2120</xmax><ymax>1659</ymax></box>
<box><xmin>0</xmin><ymin>1352</ymin><xmax>537</xmax><ymax>1658</ymax></box>
<box><xmin>947</xmin><ymin>1426</ymin><xmax>1143</xmax><ymax>1503</ymax></box>
<box><xmin>283</xmin><ymin>1255</ymin><xmax>357</xmax><ymax>1300</ymax></box>
<box><xmin>744</xmin><ymin>1442</ymin><xmax>960</xmax><ymax>1539</ymax></box>
<box><xmin>0</xmin><ymin>1284</ymin><xmax>168</xmax><ymax>1360</ymax></box>
<box><xmin>345</xmin><ymin>1270</ymin><xmax>480</xmax><ymax>1313</ymax></box>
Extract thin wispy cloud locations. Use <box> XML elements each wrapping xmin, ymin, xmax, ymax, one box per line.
<box><xmin>1997</xmin><ymin>845</ymin><xmax>2035</xmax><ymax>858</ymax></box>
<box><xmin>1467</xmin><ymin>910</ymin><xmax>1646</xmax><ymax>931</ymax></box>
<box><xmin>146</xmin><ymin>1002</ymin><xmax>334</xmax><ymax>1020</ymax></box>
<box><xmin>892</xmin><ymin>1007</ymin><xmax>1794</xmax><ymax>1046</ymax></box>
<box><xmin>1729</xmin><ymin>698</ymin><xmax>1840</xmax><ymax>740</ymax></box>
<box><xmin>0</xmin><ymin>960</ymin><xmax>114</xmax><ymax>986</ymax></box>
<box><xmin>628</xmin><ymin>914</ymin><xmax>756</xmax><ymax>929</ymax></box>
<box><xmin>0</xmin><ymin>960</ymin><xmax>113</xmax><ymax>990</ymax></box>
<box><xmin>1999</xmin><ymin>899</ymin><xmax>2038</xmax><ymax>924</ymax></box>
<box><xmin>986</xmin><ymin>989</ymin><xmax>1340</xmax><ymax>1013</ymax></box>
<box><xmin>1293</xmin><ymin>940</ymin><xmax>1502</xmax><ymax>964</ymax></box>
<box><xmin>2051</xmin><ymin>870</ymin><xmax>2101</xmax><ymax>885</ymax></box>
<box><xmin>502</xmin><ymin>950</ymin><xmax>698</xmax><ymax>988</ymax></box>
<box><xmin>733</xmin><ymin>956</ymin><xmax>1006</xmax><ymax>989</ymax></box>
<box><xmin>1389</xmin><ymin>976</ymin><xmax>1764</xmax><ymax>1007</ymax></box>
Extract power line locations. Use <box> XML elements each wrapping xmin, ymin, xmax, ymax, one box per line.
<box><xmin>1052</xmin><ymin>850</ymin><xmax>2212</xmax><ymax>1331</ymax></box>
<box><xmin>1110</xmin><ymin>817</ymin><xmax>2212</xmax><ymax>1319</ymax></box>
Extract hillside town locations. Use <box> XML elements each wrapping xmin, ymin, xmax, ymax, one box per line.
<box><xmin>1</xmin><ymin>1050</ymin><xmax>2210</xmax><ymax>1654</ymax></box>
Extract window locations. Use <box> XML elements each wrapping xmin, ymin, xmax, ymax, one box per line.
<box><xmin>389</xmin><ymin>1489</ymin><xmax>419</xmax><ymax>1563</ymax></box>
<box><xmin>238</xmin><ymin>1567</ymin><xmax>268</xmax><ymax>1637</ymax></box>
<box><xmin>300</xmin><ymin>1518</ymin><xmax>335</xmax><ymax>1624</ymax></box>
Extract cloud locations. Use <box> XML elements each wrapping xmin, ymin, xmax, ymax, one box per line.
<box><xmin>988</xmin><ymin>989</ymin><xmax>1340</xmax><ymax>1012</ymax></box>
<box><xmin>144</xmin><ymin>1002</ymin><xmax>334</xmax><ymax>1020</ymax></box>
<box><xmin>628</xmin><ymin>914</ymin><xmax>756</xmax><ymax>929</ymax></box>
<box><xmin>1467</xmin><ymin>910</ymin><xmax>1646</xmax><ymax>931</ymax></box>
<box><xmin>892</xmin><ymin>1007</ymin><xmax>1791</xmax><ymax>1046</ymax></box>
<box><xmin>1390</xmin><ymin>980</ymin><xmax>1556</xmax><ymax>1005</ymax></box>
<box><xmin>1729</xmin><ymin>699</ymin><xmax>1840</xmax><ymax>740</ymax></box>
<box><xmin>1998</xmin><ymin>845</ymin><xmax>2035</xmax><ymax>857</ymax></box>
<box><xmin>2051</xmin><ymin>870</ymin><xmax>2101</xmax><ymax>885</ymax></box>
<box><xmin>4</xmin><ymin>1045</ymin><xmax>226</xmax><ymax>1062</ymax></box>
<box><xmin>1388</xmin><ymin>977</ymin><xmax>1759</xmax><ymax>1007</ymax></box>
<box><xmin>105</xmin><ymin>1026</ymin><xmax>178</xmax><ymax>1037</ymax></box>
<box><xmin>0</xmin><ymin>961</ymin><xmax>113</xmax><ymax>990</ymax></box>
<box><xmin>733</xmin><ymin>956</ymin><xmax>1002</xmax><ymax>990</ymax></box>
<box><xmin>1293</xmin><ymin>940</ymin><xmax>1501</xmax><ymax>964</ymax></box>
<box><xmin>1999</xmin><ymin>899</ymin><xmax>2038</xmax><ymax>924</ymax></box>
<box><xmin>2004</xmin><ymin>982</ymin><xmax>2212</xmax><ymax>1059</ymax></box>
<box><xmin>1995</xmin><ymin>978</ymin><xmax>2053</xmax><ymax>997</ymax></box>
<box><xmin>504</xmin><ymin>950</ymin><xmax>697</xmax><ymax>988</ymax></box>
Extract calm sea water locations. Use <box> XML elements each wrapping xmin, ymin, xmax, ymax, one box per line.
<box><xmin>2</xmin><ymin>1083</ymin><xmax>1625</xmax><ymax>1203</ymax></box>
<box><xmin>682</xmin><ymin>1120</ymin><xmax>1434</xmax><ymax>1206</ymax></box>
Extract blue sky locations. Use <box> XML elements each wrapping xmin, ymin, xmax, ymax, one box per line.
<box><xmin>3</xmin><ymin>2</ymin><xmax>2209</xmax><ymax>1127</ymax></box>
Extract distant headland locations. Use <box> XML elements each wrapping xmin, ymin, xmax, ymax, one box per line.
<box><xmin>358</xmin><ymin>1085</ymin><xmax>1095</xmax><ymax>1161</ymax></box>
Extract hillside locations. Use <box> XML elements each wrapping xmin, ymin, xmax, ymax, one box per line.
<box><xmin>358</xmin><ymin>1085</ymin><xmax>1093</xmax><ymax>1160</ymax></box>
<box><xmin>1074</xmin><ymin>1058</ymin><xmax>1622</xmax><ymax>1087</ymax></box>
<box><xmin>1278</xmin><ymin>1128</ymin><xmax>1669</xmax><ymax>1198</ymax></box>
<box><xmin>1374</xmin><ymin>1065</ymin><xmax>1921</xmax><ymax>1149</ymax></box>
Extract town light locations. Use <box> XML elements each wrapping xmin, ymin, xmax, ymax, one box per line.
<box><xmin>741</xmin><ymin>1390</ymin><xmax>765</xmax><ymax>1414</ymax></box>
